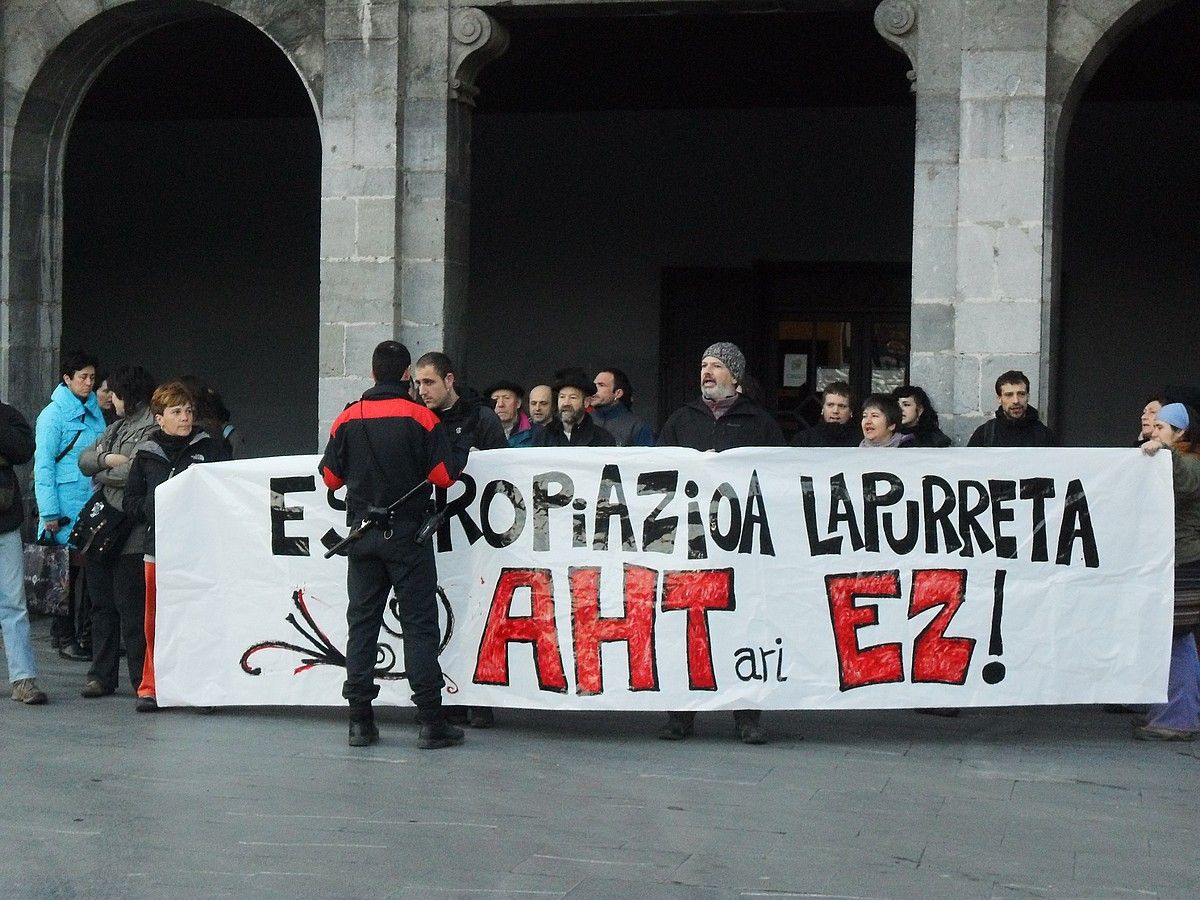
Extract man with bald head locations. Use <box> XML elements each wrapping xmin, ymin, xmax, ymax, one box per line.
<box><xmin>526</xmin><ymin>383</ymin><xmax>553</xmax><ymax>436</ymax></box>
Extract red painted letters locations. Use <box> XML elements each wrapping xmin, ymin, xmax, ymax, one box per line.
<box><xmin>660</xmin><ymin>568</ymin><xmax>736</xmax><ymax>690</ymax></box>
<box><xmin>570</xmin><ymin>564</ymin><xmax>659</xmax><ymax>695</ymax></box>
<box><xmin>908</xmin><ymin>569</ymin><xmax>975</xmax><ymax>684</ymax></box>
<box><xmin>474</xmin><ymin>567</ymin><xmax>568</xmax><ymax>692</ymax></box>
<box><xmin>825</xmin><ymin>571</ymin><xmax>905</xmax><ymax>691</ymax></box>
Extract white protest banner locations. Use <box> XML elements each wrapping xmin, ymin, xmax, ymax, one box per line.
<box><xmin>155</xmin><ymin>448</ymin><xmax>1174</xmax><ymax>709</ymax></box>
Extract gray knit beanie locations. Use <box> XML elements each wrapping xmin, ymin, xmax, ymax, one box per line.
<box><xmin>702</xmin><ymin>342</ymin><xmax>746</xmax><ymax>384</ymax></box>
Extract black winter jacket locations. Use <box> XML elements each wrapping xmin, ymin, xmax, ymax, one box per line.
<box><xmin>967</xmin><ymin>406</ymin><xmax>1057</xmax><ymax>448</ymax></box>
<box><xmin>320</xmin><ymin>384</ymin><xmax>456</xmax><ymax>527</ymax></box>
<box><xmin>533</xmin><ymin>412</ymin><xmax>617</xmax><ymax>448</ymax></box>
<box><xmin>436</xmin><ymin>394</ymin><xmax>508</xmax><ymax>474</ymax></box>
<box><xmin>0</xmin><ymin>401</ymin><xmax>35</xmax><ymax>535</ymax></box>
<box><xmin>792</xmin><ymin>420</ymin><xmax>860</xmax><ymax>448</ymax></box>
<box><xmin>125</xmin><ymin>429</ymin><xmax>226</xmax><ymax>558</ymax></box>
<box><xmin>901</xmin><ymin>423</ymin><xmax>953</xmax><ymax>448</ymax></box>
<box><xmin>659</xmin><ymin>396</ymin><xmax>785</xmax><ymax>451</ymax></box>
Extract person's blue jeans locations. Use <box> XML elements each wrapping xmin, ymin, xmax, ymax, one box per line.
<box><xmin>0</xmin><ymin>528</ymin><xmax>37</xmax><ymax>683</ymax></box>
<box><xmin>1148</xmin><ymin>632</ymin><xmax>1200</xmax><ymax>732</ymax></box>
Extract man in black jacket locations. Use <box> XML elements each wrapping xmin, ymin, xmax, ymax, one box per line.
<box><xmin>657</xmin><ymin>342</ymin><xmax>784</xmax><ymax>745</ymax></box>
<box><xmin>967</xmin><ymin>370</ymin><xmax>1058</xmax><ymax>447</ymax></box>
<box><xmin>0</xmin><ymin>399</ymin><xmax>47</xmax><ymax>704</ymax></box>
<box><xmin>658</xmin><ymin>344</ymin><xmax>785</xmax><ymax>453</ymax></box>
<box><xmin>413</xmin><ymin>351</ymin><xmax>507</xmax><ymax>729</ymax></box>
<box><xmin>792</xmin><ymin>381</ymin><xmax>860</xmax><ymax>448</ymax></box>
<box><xmin>321</xmin><ymin>341</ymin><xmax>463</xmax><ymax>750</ymax></box>
<box><xmin>533</xmin><ymin>369</ymin><xmax>616</xmax><ymax>448</ymax></box>
<box><xmin>414</xmin><ymin>352</ymin><xmax>508</xmax><ymax>471</ymax></box>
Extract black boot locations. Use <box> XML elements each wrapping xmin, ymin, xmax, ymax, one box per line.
<box><xmin>468</xmin><ymin>706</ymin><xmax>495</xmax><ymax>728</ymax></box>
<box><xmin>734</xmin><ymin>710</ymin><xmax>768</xmax><ymax>745</ymax></box>
<box><xmin>348</xmin><ymin>703</ymin><xmax>379</xmax><ymax>747</ymax></box>
<box><xmin>658</xmin><ymin>711</ymin><xmax>695</xmax><ymax>741</ymax></box>
<box><xmin>418</xmin><ymin>719</ymin><xmax>465</xmax><ymax>750</ymax></box>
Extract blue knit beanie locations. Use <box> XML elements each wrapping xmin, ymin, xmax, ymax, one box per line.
<box><xmin>1158</xmin><ymin>402</ymin><xmax>1190</xmax><ymax>431</ymax></box>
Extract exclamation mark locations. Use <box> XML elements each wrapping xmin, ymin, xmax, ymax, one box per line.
<box><xmin>982</xmin><ymin>569</ymin><xmax>1007</xmax><ymax>684</ymax></box>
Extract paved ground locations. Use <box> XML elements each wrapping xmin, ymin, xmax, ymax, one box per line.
<box><xmin>3</xmin><ymin>616</ymin><xmax>1198</xmax><ymax>899</ymax></box>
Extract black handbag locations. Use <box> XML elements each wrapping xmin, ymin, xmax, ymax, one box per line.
<box><xmin>68</xmin><ymin>488</ymin><xmax>132</xmax><ymax>562</ymax></box>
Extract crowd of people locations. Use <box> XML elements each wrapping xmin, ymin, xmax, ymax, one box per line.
<box><xmin>1</xmin><ymin>351</ymin><xmax>240</xmax><ymax>711</ymax></box>
<box><xmin>2</xmin><ymin>342</ymin><xmax>1196</xmax><ymax>749</ymax></box>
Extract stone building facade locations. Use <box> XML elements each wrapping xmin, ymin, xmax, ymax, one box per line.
<box><xmin>0</xmin><ymin>0</ymin><xmax>1186</xmax><ymax>445</ymax></box>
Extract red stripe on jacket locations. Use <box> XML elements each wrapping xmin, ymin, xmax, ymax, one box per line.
<box><xmin>329</xmin><ymin>396</ymin><xmax>441</xmax><ymax>436</ymax></box>
<box><xmin>321</xmin><ymin>465</ymin><xmax>344</xmax><ymax>491</ymax></box>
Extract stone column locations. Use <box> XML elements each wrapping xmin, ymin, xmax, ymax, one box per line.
<box><xmin>953</xmin><ymin>0</ymin><xmax>1050</xmax><ymax>436</ymax></box>
<box><xmin>318</xmin><ymin>1</ymin><xmax>403</xmax><ymax>436</ymax></box>
<box><xmin>878</xmin><ymin>0</ymin><xmax>1052</xmax><ymax>443</ymax></box>
<box><xmin>397</xmin><ymin>4</ymin><xmax>507</xmax><ymax>368</ymax></box>
<box><xmin>877</xmin><ymin>0</ymin><xmax>962</xmax><ymax>433</ymax></box>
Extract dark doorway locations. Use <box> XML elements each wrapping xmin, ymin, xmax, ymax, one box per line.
<box><xmin>63</xmin><ymin>15</ymin><xmax>321</xmax><ymax>455</ymax></box>
<box><xmin>469</xmin><ymin>6</ymin><xmax>915</xmax><ymax>428</ymax></box>
<box><xmin>1057</xmin><ymin>1</ymin><xmax>1200</xmax><ymax>446</ymax></box>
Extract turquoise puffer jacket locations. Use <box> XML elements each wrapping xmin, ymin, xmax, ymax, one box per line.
<box><xmin>33</xmin><ymin>384</ymin><xmax>107</xmax><ymax>544</ymax></box>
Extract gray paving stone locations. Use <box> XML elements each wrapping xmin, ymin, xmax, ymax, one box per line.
<box><xmin>3</xmin><ymin>618</ymin><xmax>1199</xmax><ymax>898</ymax></box>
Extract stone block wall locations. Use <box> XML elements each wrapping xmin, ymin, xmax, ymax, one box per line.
<box><xmin>0</xmin><ymin>0</ymin><xmax>1168</xmax><ymax>444</ymax></box>
<box><xmin>318</xmin><ymin>1</ymin><xmax>402</xmax><ymax>430</ymax></box>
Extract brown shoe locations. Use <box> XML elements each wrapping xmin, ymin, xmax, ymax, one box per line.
<box><xmin>81</xmin><ymin>679</ymin><xmax>114</xmax><ymax>699</ymax></box>
<box><xmin>1133</xmin><ymin>724</ymin><xmax>1196</xmax><ymax>742</ymax></box>
<box><xmin>11</xmin><ymin>679</ymin><xmax>48</xmax><ymax>705</ymax></box>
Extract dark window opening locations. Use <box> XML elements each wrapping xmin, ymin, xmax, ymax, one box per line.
<box><xmin>63</xmin><ymin>16</ymin><xmax>320</xmax><ymax>455</ymax></box>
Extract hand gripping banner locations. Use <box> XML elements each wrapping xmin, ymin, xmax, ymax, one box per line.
<box><xmin>154</xmin><ymin>448</ymin><xmax>1174</xmax><ymax>709</ymax></box>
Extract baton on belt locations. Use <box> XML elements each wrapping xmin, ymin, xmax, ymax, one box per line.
<box><xmin>322</xmin><ymin>480</ymin><xmax>434</xmax><ymax>559</ymax></box>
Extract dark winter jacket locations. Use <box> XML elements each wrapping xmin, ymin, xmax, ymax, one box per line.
<box><xmin>194</xmin><ymin>415</ymin><xmax>236</xmax><ymax>462</ymax></box>
<box><xmin>591</xmin><ymin>403</ymin><xmax>655</xmax><ymax>447</ymax></box>
<box><xmin>967</xmin><ymin>406</ymin><xmax>1057</xmax><ymax>448</ymax></box>
<box><xmin>509</xmin><ymin>425</ymin><xmax>536</xmax><ymax>448</ymax></box>
<box><xmin>505</xmin><ymin>410</ymin><xmax>534</xmax><ymax>448</ymax></box>
<box><xmin>658</xmin><ymin>395</ymin><xmax>785</xmax><ymax>452</ymax></box>
<box><xmin>0</xmin><ymin>401</ymin><xmax>35</xmax><ymax>535</ymax></box>
<box><xmin>533</xmin><ymin>412</ymin><xmax>617</xmax><ymax>448</ymax></box>
<box><xmin>901</xmin><ymin>422</ymin><xmax>953</xmax><ymax>448</ymax></box>
<box><xmin>320</xmin><ymin>384</ymin><xmax>456</xmax><ymax>527</ymax></box>
<box><xmin>436</xmin><ymin>395</ymin><xmax>508</xmax><ymax>474</ymax></box>
<box><xmin>1167</xmin><ymin>446</ymin><xmax>1200</xmax><ymax>568</ymax></box>
<box><xmin>792</xmin><ymin>420</ymin><xmax>860</xmax><ymax>448</ymax></box>
<box><xmin>512</xmin><ymin>422</ymin><xmax>544</xmax><ymax>448</ymax></box>
<box><xmin>125</xmin><ymin>429</ymin><xmax>226</xmax><ymax>559</ymax></box>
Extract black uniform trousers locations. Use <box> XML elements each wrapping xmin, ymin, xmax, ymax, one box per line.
<box><xmin>343</xmin><ymin>528</ymin><xmax>445</xmax><ymax>718</ymax></box>
<box><xmin>84</xmin><ymin>553</ymin><xmax>146</xmax><ymax>691</ymax></box>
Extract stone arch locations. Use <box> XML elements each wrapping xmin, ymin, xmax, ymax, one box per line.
<box><xmin>1040</xmin><ymin>0</ymin><xmax>1180</xmax><ymax>414</ymax></box>
<box><xmin>2</xmin><ymin>0</ymin><xmax>322</xmax><ymax>414</ymax></box>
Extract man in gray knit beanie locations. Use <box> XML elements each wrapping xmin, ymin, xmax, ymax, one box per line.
<box><xmin>701</xmin><ymin>342</ymin><xmax>746</xmax><ymax>394</ymax></box>
<box><xmin>655</xmin><ymin>339</ymin><xmax>785</xmax><ymax>745</ymax></box>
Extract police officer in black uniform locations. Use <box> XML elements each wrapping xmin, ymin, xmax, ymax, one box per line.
<box><xmin>320</xmin><ymin>341</ymin><xmax>463</xmax><ymax>750</ymax></box>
